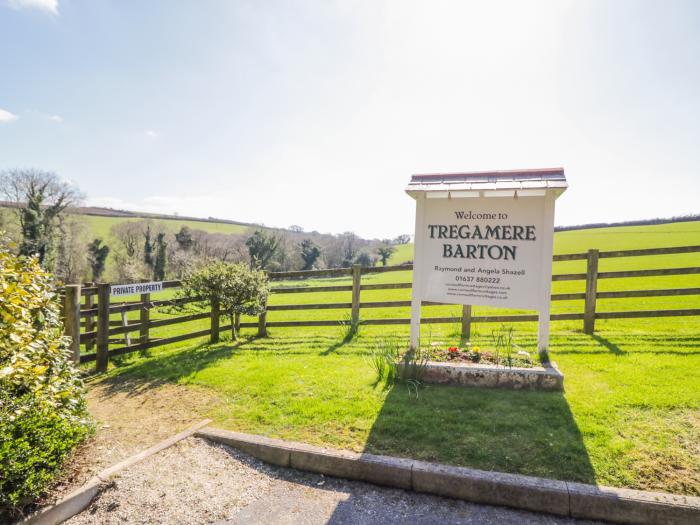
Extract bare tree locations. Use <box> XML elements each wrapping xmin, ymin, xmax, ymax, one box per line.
<box><xmin>111</xmin><ymin>222</ymin><xmax>145</xmax><ymax>259</ymax></box>
<box><xmin>0</xmin><ymin>168</ymin><xmax>82</xmax><ymax>268</ymax></box>
<box><xmin>55</xmin><ymin>217</ymin><xmax>89</xmax><ymax>283</ymax></box>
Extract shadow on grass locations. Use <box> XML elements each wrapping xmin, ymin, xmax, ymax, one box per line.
<box><xmin>549</xmin><ymin>333</ymin><xmax>700</xmax><ymax>356</ymax></box>
<box><xmin>319</xmin><ymin>330</ymin><xmax>359</xmax><ymax>356</ymax></box>
<box><xmin>362</xmin><ymin>382</ymin><xmax>597</xmax><ymax>485</ymax></box>
<box><xmin>590</xmin><ymin>334</ymin><xmax>627</xmax><ymax>355</ymax></box>
<box><xmin>92</xmin><ymin>336</ymin><xmax>258</xmax><ymax>398</ymax></box>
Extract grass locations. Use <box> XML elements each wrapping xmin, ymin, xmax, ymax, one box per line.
<box><xmin>83</xmin><ymin>220</ymin><xmax>700</xmax><ymax>495</ymax></box>
<box><xmin>389</xmin><ymin>220</ymin><xmax>700</xmax><ymax>264</ymax></box>
<box><xmin>80</xmin><ymin>214</ymin><xmax>251</xmax><ymax>242</ymax></box>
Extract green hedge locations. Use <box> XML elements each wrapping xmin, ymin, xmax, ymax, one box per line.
<box><xmin>0</xmin><ymin>236</ymin><xmax>92</xmax><ymax>509</ymax></box>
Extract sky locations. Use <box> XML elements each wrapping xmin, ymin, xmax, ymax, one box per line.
<box><xmin>0</xmin><ymin>0</ymin><xmax>698</xmax><ymax>239</ymax></box>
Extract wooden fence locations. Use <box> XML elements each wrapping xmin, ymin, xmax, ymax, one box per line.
<box><xmin>62</xmin><ymin>245</ymin><xmax>700</xmax><ymax>372</ymax></box>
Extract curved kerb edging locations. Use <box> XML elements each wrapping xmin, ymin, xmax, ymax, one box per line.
<box><xmin>196</xmin><ymin>427</ymin><xmax>700</xmax><ymax>525</ymax></box>
<box><xmin>21</xmin><ymin>419</ymin><xmax>212</xmax><ymax>525</ymax></box>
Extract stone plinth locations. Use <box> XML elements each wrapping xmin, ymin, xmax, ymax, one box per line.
<box><xmin>402</xmin><ymin>360</ymin><xmax>564</xmax><ymax>391</ymax></box>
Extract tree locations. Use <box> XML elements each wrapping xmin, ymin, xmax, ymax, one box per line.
<box><xmin>245</xmin><ymin>229</ymin><xmax>280</xmax><ymax>270</ymax></box>
<box><xmin>110</xmin><ymin>222</ymin><xmax>148</xmax><ymax>282</ymax></box>
<box><xmin>299</xmin><ymin>239</ymin><xmax>321</xmax><ymax>270</ymax></box>
<box><xmin>143</xmin><ymin>225</ymin><xmax>154</xmax><ymax>271</ymax></box>
<box><xmin>87</xmin><ymin>238</ymin><xmax>110</xmax><ymax>282</ymax></box>
<box><xmin>54</xmin><ymin>217</ymin><xmax>89</xmax><ymax>283</ymax></box>
<box><xmin>377</xmin><ymin>245</ymin><xmax>396</xmax><ymax>266</ymax></box>
<box><xmin>0</xmin><ymin>168</ymin><xmax>82</xmax><ymax>269</ymax></box>
<box><xmin>355</xmin><ymin>251</ymin><xmax>375</xmax><ymax>267</ymax></box>
<box><xmin>393</xmin><ymin>234</ymin><xmax>411</xmax><ymax>245</ymax></box>
<box><xmin>154</xmin><ymin>232</ymin><xmax>167</xmax><ymax>280</ymax></box>
<box><xmin>289</xmin><ymin>225</ymin><xmax>304</xmax><ymax>233</ymax></box>
<box><xmin>340</xmin><ymin>232</ymin><xmax>360</xmax><ymax>267</ymax></box>
<box><xmin>175</xmin><ymin>226</ymin><xmax>194</xmax><ymax>251</ymax></box>
<box><xmin>111</xmin><ymin>222</ymin><xmax>142</xmax><ymax>259</ymax></box>
<box><xmin>180</xmin><ymin>261</ymin><xmax>268</xmax><ymax>340</ymax></box>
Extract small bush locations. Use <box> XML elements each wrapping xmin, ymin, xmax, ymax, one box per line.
<box><xmin>180</xmin><ymin>261</ymin><xmax>268</xmax><ymax>340</ymax></box>
<box><xmin>367</xmin><ymin>338</ymin><xmax>428</xmax><ymax>397</ymax></box>
<box><xmin>367</xmin><ymin>338</ymin><xmax>400</xmax><ymax>384</ymax></box>
<box><xmin>0</xmin><ymin>236</ymin><xmax>92</xmax><ymax>510</ymax></box>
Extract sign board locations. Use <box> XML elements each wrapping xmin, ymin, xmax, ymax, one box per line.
<box><xmin>420</xmin><ymin>196</ymin><xmax>547</xmax><ymax>310</ymax></box>
<box><xmin>406</xmin><ymin>169</ymin><xmax>567</xmax><ymax>351</ymax></box>
<box><xmin>110</xmin><ymin>281</ymin><xmax>163</xmax><ymax>297</ymax></box>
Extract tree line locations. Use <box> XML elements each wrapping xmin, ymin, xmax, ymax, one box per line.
<box><xmin>0</xmin><ymin>169</ymin><xmax>411</xmax><ymax>284</ymax></box>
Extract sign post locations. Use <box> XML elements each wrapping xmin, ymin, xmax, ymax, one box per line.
<box><xmin>406</xmin><ymin>168</ymin><xmax>567</xmax><ymax>354</ymax></box>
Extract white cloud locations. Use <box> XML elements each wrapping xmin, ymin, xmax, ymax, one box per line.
<box><xmin>47</xmin><ymin>114</ymin><xmax>63</xmax><ymax>123</ymax></box>
<box><xmin>0</xmin><ymin>108</ymin><xmax>18</xmax><ymax>123</ymax></box>
<box><xmin>144</xmin><ymin>129</ymin><xmax>159</xmax><ymax>138</ymax></box>
<box><xmin>7</xmin><ymin>0</ymin><xmax>58</xmax><ymax>15</ymax></box>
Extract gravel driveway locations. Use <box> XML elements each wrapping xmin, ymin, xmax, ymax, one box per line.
<box><xmin>66</xmin><ymin>437</ymin><xmax>605</xmax><ymax>525</ymax></box>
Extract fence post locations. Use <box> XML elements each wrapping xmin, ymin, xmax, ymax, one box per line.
<box><xmin>210</xmin><ymin>297</ymin><xmax>220</xmax><ymax>344</ymax></box>
<box><xmin>63</xmin><ymin>284</ymin><xmax>81</xmax><ymax>364</ymax></box>
<box><xmin>96</xmin><ymin>283</ymin><xmax>110</xmax><ymax>372</ymax></box>
<box><xmin>351</xmin><ymin>264</ymin><xmax>362</xmax><ymax>325</ymax></box>
<box><xmin>120</xmin><ymin>308</ymin><xmax>131</xmax><ymax>346</ymax></box>
<box><xmin>460</xmin><ymin>304</ymin><xmax>472</xmax><ymax>344</ymax></box>
<box><xmin>584</xmin><ymin>249</ymin><xmax>600</xmax><ymax>334</ymax></box>
<box><xmin>233</xmin><ymin>312</ymin><xmax>240</xmax><ymax>341</ymax></box>
<box><xmin>140</xmin><ymin>292</ymin><xmax>150</xmax><ymax>345</ymax></box>
<box><xmin>257</xmin><ymin>298</ymin><xmax>268</xmax><ymax>337</ymax></box>
<box><xmin>84</xmin><ymin>283</ymin><xmax>95</xmax><ymax>352</ymax></box>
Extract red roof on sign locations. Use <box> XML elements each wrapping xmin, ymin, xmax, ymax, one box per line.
<box><xmin>410</xmin><ymin>168</ymin><xmax>564</xmax><ymax>182</ymax></box>
<box><xmin>405</xmin><ymin>167</ymin><xmax>568</xmax><ymax>198</ymax></box>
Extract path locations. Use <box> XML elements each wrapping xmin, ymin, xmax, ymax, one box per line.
<box><xmin>66</xmin><ymin>437</ymin><xmax>606</xmax><ymax>525</ymax></box>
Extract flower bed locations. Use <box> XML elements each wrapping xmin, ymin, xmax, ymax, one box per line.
<box><xmin>428</xmin><ymin>342</ymin><xmax>537</xmax><ymax>369</ymax></box>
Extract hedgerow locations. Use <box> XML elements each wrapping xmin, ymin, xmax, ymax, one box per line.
<box><xmin>0</xmin><ymin>235</ymin><xmax>92</xmax><ymax>510</ymax></box>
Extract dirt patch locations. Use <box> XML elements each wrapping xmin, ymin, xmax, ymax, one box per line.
<box><xmin>40</xmin><ymin>380</ymin><xmax>223</xmax><ymax>505</ymax></box>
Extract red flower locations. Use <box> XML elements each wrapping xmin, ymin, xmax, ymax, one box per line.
<box><xmin>448</xmin><ymin>346</ymin><xmax>459</xmax><ymax>353</ymax></box>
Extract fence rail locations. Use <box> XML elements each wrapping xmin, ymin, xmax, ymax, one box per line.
<box><xmin>62</xmin><ymin>244</ymin><xmax>700</xmax><ymax>371</ymax></box>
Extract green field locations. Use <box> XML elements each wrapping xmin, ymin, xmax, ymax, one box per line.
<box><xmin>389</xmin><ymin>219</ymin><xmax>700</xmax><ymax>265</ymax></box>
<box><xmin>67</xmin><ymin>213</ymin><xmax>252</xmax><ymax>278</ymax></box>
<box><xmin>79</xmin><ymin>214</ymin><xmax>251</xmax><ymax>242</ymax></box>
<box><xmin>87</xmin><ymin>220</ymin><xmax>700</xmax><ymax>495</ymax></box>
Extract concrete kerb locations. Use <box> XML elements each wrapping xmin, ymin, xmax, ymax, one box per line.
<box><xmin>196</xmin><ymin>427</ymin><xmax>700</xmax><ymax>525</ymax></box>
<box><xmin>22</xmin><ymin>419</ymin><xmax>212</xmax><ymax>525</ymax></box>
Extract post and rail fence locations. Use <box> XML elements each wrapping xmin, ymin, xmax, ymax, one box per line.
<box><xmin>61</xmin><ymin>245</ymin><xmax>700</xmax><ymax>372</ymax></box>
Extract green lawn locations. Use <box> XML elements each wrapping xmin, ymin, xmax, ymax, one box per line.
<box><xmin>87</xmin><ymin>220</ymin><xmax>700</xmax><ymax>496</ymax></box>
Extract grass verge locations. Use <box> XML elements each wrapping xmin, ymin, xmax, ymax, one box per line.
<box><xmin>87</xmin><ymin>317</ymin><xmax>699</xmax><ymax>496</ymax></box>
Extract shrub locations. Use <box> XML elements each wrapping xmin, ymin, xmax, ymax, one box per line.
<box><xmin>180</xmin><ymin>261</ymin><xmax>269</xmax><ymax>340</ymax></box>
<box><xmin>0</xmin><ymin>235</ymin><xmax>91</xmax><ymax>510</ymax></box>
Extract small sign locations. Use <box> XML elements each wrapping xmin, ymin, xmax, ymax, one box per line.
<box><xmin>110</xmin><ymin>281</ymin><xmax>163</xmax><ymax>297</ymax></box>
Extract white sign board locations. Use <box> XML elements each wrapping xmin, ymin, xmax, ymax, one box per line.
<box><xmin>110</xmin><ymin>281</ymin><xmax>163</xmax><ymax>297</ymax></box>
<box><xmin>406</xmin><ymin>169</ymin><xmax>567</xmax><ymax>351</ymax></box>
<box><xmin>419</xmin><ymin>196</ymin><xmax>548</xmax><ymax>310</ymax></box>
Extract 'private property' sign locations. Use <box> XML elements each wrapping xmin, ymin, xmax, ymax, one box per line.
<box><xmin>406</xmin><ymin>168</ymin><xmax>568</xmax><ymax>351</ymax></box>
<box><xmin>110</xmin><ymin>281</ymin><xmax>163</xmax><ymax>297</ymax></box>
